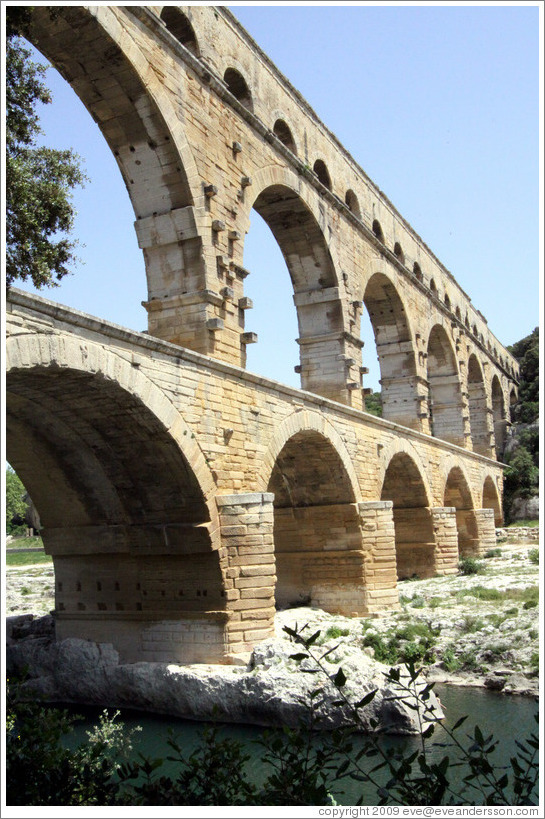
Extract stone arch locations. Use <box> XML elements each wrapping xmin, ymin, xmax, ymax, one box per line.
<box><xmin>509</xmin><ymin>387</ymin><xmax>518</xmax><ymax>418</ymax></box>
<box><xmin>413</xmin><ymin>262</ymin><xmax>423</xmax><ymax>282</ymax></box>
<box><xmin>259</xmin><ymin>409</ymin><xmax>360</xmax><ymax>500</ymax></box>
<box><xmin>160</xmin><ymin>7</ymin><xmax>200</xmax><ymax>56</ymax></box>
<box><xmin>426</xmin><ymin>324</ymin><xmax>465</xmax><ymax>446</ymax></box>
<box><xmin>223</xmin><ymin>67</ymin><xmax>253</xmax><ymax>111</ymax></box>
<box><xmin>372</xmin><ymin>219</ymin><xmax>385</xmax><ymax>242</ymax></box>
<box><xmin>362</xmin><ymin>269</ymin><xmax>419</xmax><ymax>429</ymax></box>
<box><xmin>467</xmin><ymin>354</ymin><xmax>490</xmax><ymax>455</ymax></box>
<box><xmin>6</xmin><ymin>332</ymin><xmax>226</xmax><ymax>660</ymax></box>
<box><xmin>443</xmin><ymin>466</ymin><xmax>479</xmax><ymax>557</ymax></box>
<box><xmin>491</xmin><ymin>375</ymin><xmax>506</xmax><ymax>459</ymax></box>
<box><xmin>264</xmin><ymin>418</ymin><xmax>364</xmax><ymax>614</ymax></box>
<box><xmin>244</xmin><ymin>176</ymin><xmax>356</xmax><ymax>402</ymax></box>
<box><xmin>345</xmin><ymin>189</ymin><xmax>361</xmax><ymax>218</ymax></box>
<box><xmin>444</xmin><ymin>292</ymin><xmax>451</xmax><ymax>310</ymax></box>
<box><xmin>430</xmin><ymin>278</ymin><xmax>438</xmax><ymax>297</ymax></box>
<box><xmin>6</xmin><ymin>332</ymin><xmax>219</xmax><ymax>533</ymax></box>
<box><xmin>313</xmin><ymin>158</ymin><xmax>332</xmax><ymax>190</ymax></box>
<box><xmin>393</xmin><ymin>242</ymin><xmax>405</xmax><ymax>265</ymax></box>
<box><xmin>380</xmin><ymin>451</ymin><xmax>435</xmax><ymax>580</ymax></box>
<box><xmin>26</xmin><ymin>6</ymin><xmax>206</xmax><ymax>327</ymax></box>
<box><xmin>483</xmin><ymin>475</ymin><xmax>502</xmax><ymax>526</ymax></box>
<box><xmin>273</xmin><ymin>118</ymin><xmax>297</xmax><ymax>154</ymax></box>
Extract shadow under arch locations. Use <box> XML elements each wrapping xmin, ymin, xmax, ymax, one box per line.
<box><xmin>380</xmin><ymin>451</ymin><xmax>435</xmax><ymax>580</ymax></box>
<box><xmin>243</xmin><ymin>177</ymin><xmax>358</xmax><ymax>404</ymax></box>
<box><xmin>467</xmin><ymin>354</ymin><xmax>491</xmax><ymax>456</ymax></box>
<box><xmin>26</xmin><ymin>6</ymin><xmax>206</xmax><ymax>330</ymax></box>
<box><xmin>444</xmin><ymin>466</ymin><xmax>479</xmax><ymax>557</ymax></box>
<box><xmin>260</xmin><ymin>413</ymin><xmax>366</xmax><ymax>614</ymax></box>
<box><xmin>362</xmin><ymin>269</ymin><xmax>419</xmax><ymax>430</ymax></box>
<box><xmin>483</xmin><ymin>475</ymin><xmax>503</xmax><ymax>527</ymax></box>
<box><xmin>6</xmin><ymin>333</ymin><xmax>226</xmax><ymax>663</ymax></box>
<box><xmin>491</xmin><ymin>375</ymin><xmax>507</xmax><ymax>459</ymax></box>
<box><xmin>426</xmin><ymin>324</ymin><xmax>465</xmax><ymax>446</ymax></box>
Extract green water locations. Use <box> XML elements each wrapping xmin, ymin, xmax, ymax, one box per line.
<box><xmin>67</xmin><ymin>684</ymin><xmax>538</xmax><ymax>805</ymax></box>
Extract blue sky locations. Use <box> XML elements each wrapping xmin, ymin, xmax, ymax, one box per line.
<box><xmin>16</xmin><ymin>2</ymin><xmax>541</xmax><ymax>392</ymax></box>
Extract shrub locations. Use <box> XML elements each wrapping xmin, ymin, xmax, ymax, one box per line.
<box><xmin>361</xmin><ymin>632</ymin><xmax>399</xmax><ymax>665</ymax></box>
<box><xmin>460</xmin><ymin>616</ymin><xmax>485</xmax><ymax>634</ymax></box>
<box><xmin>323</xmin><ymin>626</ymin><xmax>350</xmax><ymax>641</ymax></box>
<box><xmin>442</xmin><ymin>646</ymin><xmax>462</xmax><ymax>672</ymax></box>
<box><xmin>523</xmin><ymin>599</ymin><xmax>538</xmax><ymax>610</ymax></box>
<box><xmin>484</xmin><ymin>548</ymin><xmax>502</xmax><ymax>559</ymax></box>
<box><xmin>528</xmin><ymin>549</ymin><xmax>539</xmax><ymax>565</ymax></box>
<box><xmin>458</xmin><ymin>557</ymin><xmax>482</xmax><ymax>575</ymax></box>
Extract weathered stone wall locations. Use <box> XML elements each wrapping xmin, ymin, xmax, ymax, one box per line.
<box><xmin>6</xmin><ymin>293</ymin><xmax>507</xmax><ymax>662</ymax></box>
<box><xmin>7</xmin><ymin>4</ymin><xmax>519</xmax><ymax>664</ymax></box>
<box><xmin>495</xmin><ymin>527</ymin><xmax>540</xmax><ymax>543</ymax></box>
<box><xmin>26</xmin><ymin>5</ymin><xmax>519</xmax><ymax>445</ymax></box>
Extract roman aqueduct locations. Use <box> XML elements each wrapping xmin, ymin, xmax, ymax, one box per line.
<box><xmin>6</xmin><ymin>6</ymin><xmax>519</xmax><ymax>663</ymax></box>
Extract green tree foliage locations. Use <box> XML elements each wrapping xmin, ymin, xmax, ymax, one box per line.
<box><xmin>508</xmin><ymin>327</ymin><xmax>539</xmax><ymax>424</ymax></box>
<box><xmin>5</xmin><ymin>466</ymin><xmax>28</xmax><ymax>534</ymax></box>
<box><xmin>504</xmin><ymin>327</ymin><xmax>539</xmax><ymax>521</ymax></box>
<box><xmin>6</xmin><ymin>9</ymin><xmax>87</xmax><ymax>290</ymax></box>
<box><xmin>365</xmin><ymin>391</ymin><xmax>382</xmax><ymax>417</ymax></box>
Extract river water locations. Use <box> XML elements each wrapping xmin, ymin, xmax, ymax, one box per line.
<box><xmin>66</xmin><ymin>683</ymin><xmax>539</xmax><ymax>805</ymax></box>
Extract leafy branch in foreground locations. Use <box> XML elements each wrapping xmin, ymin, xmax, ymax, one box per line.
<box><xmin>6</xmin><ymin>630</ymin><xmax>539</xmax><ymax>807</ymax></box>
<box><xmin>282</xmin><ymin>622</ymin><xmax>539</xmax><ymax>806</ymax></box>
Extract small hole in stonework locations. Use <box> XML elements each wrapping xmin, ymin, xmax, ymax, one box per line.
<box><xmin>58</xmin><ymin>582</ymin><xmax>63</xmax><ymax>591</ymax></box>
<box><xmin>203</xmin><ymin>590</ymin><xmax>208</xmax><ymax>597</ymax></box>
<box><xmin>179</xmin><ymin>590</ymin><xmax>184</xmax><ymax>596</ymax></box>
<box><xmin>115</xmin><ymin>582</ymin><xmax>120</xmax><ymax>591</ymax></box>
<box><xmin>97</xmin><ymin>603</ymin><xmax>107</xmax><ymax>611</ymax></box>
<box><xmin>161</xmin><ymin>589</ymin><xmax>165</xmax><ymax>597</ymax></box>
<box><xmin>115</xmin><ymin>603</ymin><xmax>124</xmax><ymax>611</ymax></box>
<box><xmin>129</xmin><ymin>145</ymin><xmax>135</xmax><ymax>152</ymax></box>
<box><xmin>76</xmin><ymin>582</ymin><xmax>81</xmax><ymax>591</ymax></box>
<box><xmin>58</xmin><ymin>603</ymin><xmax>65</xmax><ymax>611</ymax></box>
<box><xmin>77</xmin><ymin>603</ymin><xmax>86</xmax><ymax>611</ymax></box>
<box><xmin>136</xmin><ymin>583</ymin><xmax>141</xmax><ymax>590</ymax></box>
<box><xmin>136</xmin><ymin>602</ymin><xmax>142</xmax><ymax>611</ymax></box>
<box><xmin>96</xmin><ymin>581</ymin><xmax>102</xmax><ymax>591</ymax></box>
<box><xmin>197</xmin><ymin>590</ymin><xmax>201</xmax><ymax>596</ymax></box>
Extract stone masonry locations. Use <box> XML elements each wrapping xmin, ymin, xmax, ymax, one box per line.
<box><xmin>7</xmin><ymin>293</ymin><xmax>510</xmax><ymax>662</ymax></box>
<box><xmin>5</xmin><ymin>6</ymin><xmax>519</xmax><ymax>663</ymax></box>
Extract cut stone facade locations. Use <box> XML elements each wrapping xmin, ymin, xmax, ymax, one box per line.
<box><xmin>6</xmin><ymin>293</ymin><xmax>509</xmax><ymax>662</ymax></box>
<box><xmin>5</xmin><ymin>5</ymin><xmax>519</xmax><ymax>664</ymax></box>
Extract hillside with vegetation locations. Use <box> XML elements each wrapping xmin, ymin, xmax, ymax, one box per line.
<box><xmin>504</xmin><ymin>327</ymin><xmax>539</xmax><ymax>523</ymax></box>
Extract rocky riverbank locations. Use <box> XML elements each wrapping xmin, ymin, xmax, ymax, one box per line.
<box><xmin>5</xmin><ymin>537</ymin><xmax>539</xmax><ymax>731</ymax></box>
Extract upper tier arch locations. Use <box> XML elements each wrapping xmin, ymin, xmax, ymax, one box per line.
<box><xmin>24</xmin><ymin>4</ymin><xmax>519</xmax><ymax>453</ymax></box>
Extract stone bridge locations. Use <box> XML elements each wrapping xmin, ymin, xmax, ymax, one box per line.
<box><xmin>6</xmin><ymin>5</ymin><xmax>518</xmax><ymax>664</ymax></box>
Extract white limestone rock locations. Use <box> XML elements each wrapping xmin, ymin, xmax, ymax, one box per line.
<box><xmin>7</xmin><ymin>617</ymin><xmax>442</xmax><ymax>735</ymax></box>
